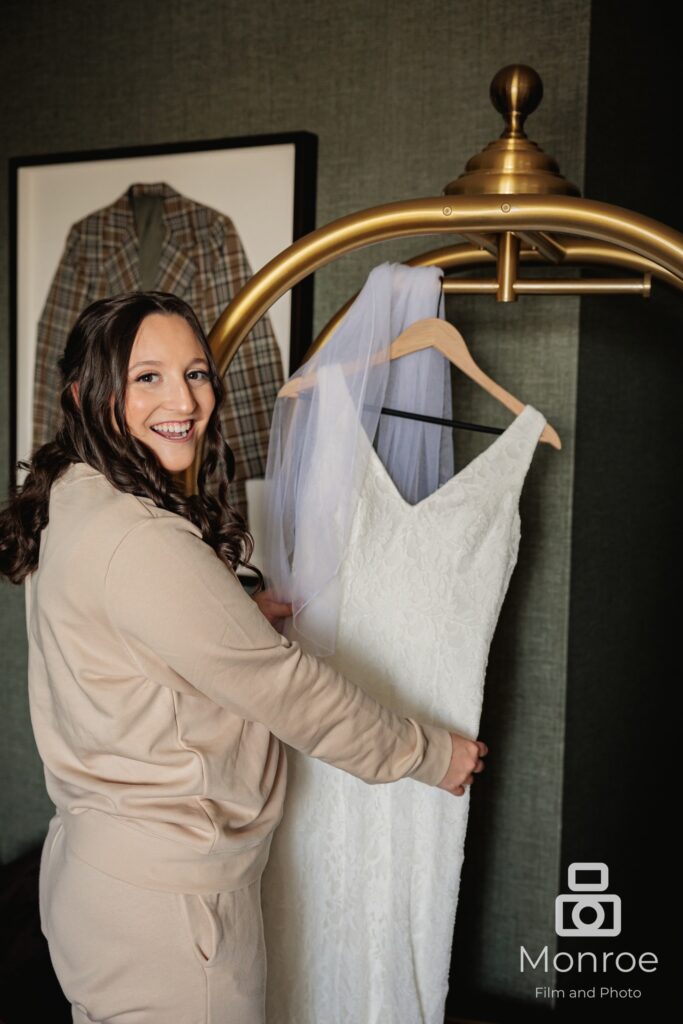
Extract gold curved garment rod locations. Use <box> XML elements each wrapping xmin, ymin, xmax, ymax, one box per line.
<box><xmin>186</xmin><ymin>195</ymin><xmax>683</xmax><ymax>492</ymax></box>
<box><xmin>208</xmin><ymin>195</ymin><xmax>683</xmax><ymax>381</ymax></box>
<box><xmin>310</xmin><ymin>240</ymin><xmax>681</xmax><ymax>358</ymax></box>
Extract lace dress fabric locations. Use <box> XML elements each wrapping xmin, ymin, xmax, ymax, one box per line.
<box><xmin>261</xmin><ymin>403</ymin><xmax>547</xmax><ymax>1024</ymax></box>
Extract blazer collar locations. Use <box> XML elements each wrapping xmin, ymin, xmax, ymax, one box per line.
<box><xmin>102</xmin><ymin>182</ymin><xmax>199</xmax><ymax>294</ymax></box>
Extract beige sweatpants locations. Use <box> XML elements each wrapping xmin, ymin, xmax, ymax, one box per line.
<box><xmin>39</xmin><ymin>814</ymin><xmax>267</xmax><ymax>1024</ymax></box>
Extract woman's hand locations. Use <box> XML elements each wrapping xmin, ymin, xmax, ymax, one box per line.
<box><xmin>437</xmin><ymin>734</ymin><xmax>488</xmax><ymax>796</ymax></box>
<box><xmin>251</xmin><ymin>588</ymin><xmax>293</xmax><ymax>626</ymax></box>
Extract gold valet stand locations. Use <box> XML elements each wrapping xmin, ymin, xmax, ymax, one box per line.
<box><xmin>181</xmin><ymin>65</ymin><xmax>683</xmax><ymax>1024</ymax></box>
<box><xmin>184</xmin><ymin>63</ymin><xmax>683</xmax><ymax>494</ymax></box>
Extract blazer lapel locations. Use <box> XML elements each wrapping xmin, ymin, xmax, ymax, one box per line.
<box><xmin>151</xmin><ymin>185</ymin><xmax>198</xmax><ymax>295</ymax></box>
<box><xmin>156</xmin><ymin>233</ymin><xmax>198</xmax><ymax>296</ymax></box>
<box><xmin>102</xmin><ymin>191</ymin><xmax>140</xmax><ymax>294</ymax></box>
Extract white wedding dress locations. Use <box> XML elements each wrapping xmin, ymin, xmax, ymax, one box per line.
<box><xmin>261</xmin><ymin>402</ymin><xmax>547</xmax><ymax>1024</ymax></box>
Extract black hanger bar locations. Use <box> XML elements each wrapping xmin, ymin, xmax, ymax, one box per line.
<box><xmin>295</xmin><ymin>389</ymin><xmax>504</xmax><ymax>436</ymax></box>
<box><xmin>379</xmin><ymin>405</ymin><xmax>505</xmax><ymax>436</ymax></box>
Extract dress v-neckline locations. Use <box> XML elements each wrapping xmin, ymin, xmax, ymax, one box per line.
<box><xmin>359</xmin><ymin>403</ymin><xmax>540</xmax><ymax>513</ymax></box>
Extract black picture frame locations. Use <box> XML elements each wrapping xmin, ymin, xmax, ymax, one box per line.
<box><xmin>8</xmin><ymin>130</ymin><xmax>318</xmax><ymax>492</ymax></box>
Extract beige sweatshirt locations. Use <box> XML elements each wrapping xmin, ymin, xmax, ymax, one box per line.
<box><xmin>25</xmin><ymin>461</ymin><xmax>453</xmax><ymax>893</ymax></box>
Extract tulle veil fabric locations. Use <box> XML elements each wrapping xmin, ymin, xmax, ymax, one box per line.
<box><xmin>261</xmin><ymin>262</ymin><xmax>454</xmax><ymax>657</ymax></box>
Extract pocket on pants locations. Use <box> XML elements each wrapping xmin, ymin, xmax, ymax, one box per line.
<box><xmin>38</xmin><ymin>814</ymin><xmax>64</xmax><ymax>939</ymax></box>
<box><xmin>179</xmin><ymin>892</ymin><xmax>225</xmax><ymax>967</ymax></box>
<box><xmin>178</xmin><ymin>880</ymin><xmax>265</xmax><ymax>977</ymax></box>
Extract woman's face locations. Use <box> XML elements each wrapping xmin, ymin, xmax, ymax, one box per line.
<box><xmin>122</xmin><ymin>312</ymin><xmax>216</xmax><ymax>474</ymax></box>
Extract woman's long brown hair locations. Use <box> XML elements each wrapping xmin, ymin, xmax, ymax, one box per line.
<box><xmin>0</xmin><ymin>291</ymin><xmax>265</xmax><ymax>589</ymax></box>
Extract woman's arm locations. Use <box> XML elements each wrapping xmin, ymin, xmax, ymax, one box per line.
<box><xmin>104</xmin><ymin>514</ymin><xmax>453</xmax><ymax>788</ymax></box>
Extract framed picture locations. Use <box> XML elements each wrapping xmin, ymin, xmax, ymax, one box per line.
<box><xmin>8</xmin><ymin>131</ymin><xmax>318</xmax><ymax>513</ymax></box>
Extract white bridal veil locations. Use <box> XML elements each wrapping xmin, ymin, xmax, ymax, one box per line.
<box><xmin>262</xmin><ymin>262</ymin><xmax>455</xmax><ymax>656</ymax></box>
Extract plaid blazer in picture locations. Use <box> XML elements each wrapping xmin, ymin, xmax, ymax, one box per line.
<box><xmin>32</xmin><ymin>182</ymin><xmax>285</xmax><ymax>521</ymax></box>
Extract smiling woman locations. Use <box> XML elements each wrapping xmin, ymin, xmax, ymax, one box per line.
<box><xmin>0</xmin><ymin>290</ymin><xmax>469</xmax><ymax>1024</ymax></box>
<box><xmin>121</xmin><ymin>313</ymin><xmax>216</xmax><ymax>473</ymax></box>
<box><xmin>4</xmin><ymin>290</ymin><xmax>262</xmax><ymax>588</ymax></box>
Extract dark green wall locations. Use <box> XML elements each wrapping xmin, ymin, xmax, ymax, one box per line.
<box><xmin>557</xmin><ymin>3</ymin><xmax>679</xmax><ymax>1020</ymax></box>
<box><xmin>0</xmin><ymin>1</ymin><xmax>600</xmax><ymax>1018</ymax></box>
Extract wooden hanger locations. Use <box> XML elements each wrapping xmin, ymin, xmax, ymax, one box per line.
<box><xmin>388</xmin><ymin>317</ymin><xmax>561</xmax><ymax>449</ymax></box>
<box><xmin>279</xmin><ymin>316</ymin><xmax>561</xmax><ymax>449</ymax></box>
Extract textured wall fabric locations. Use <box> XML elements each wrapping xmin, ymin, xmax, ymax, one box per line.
<box><xmin>563</xmin><ymin>6</ymin><xmax>680</xmax><ymax>1015</ymax></box>
<box><xmin>0</xmin><ymin>0</ymin><xmax>590</xmax><ymax>1012</ymax></box>
<box><xmin>443</xmin><ymin>294</ymin><xmax>580</xmax><ymax>1011</ymax></box>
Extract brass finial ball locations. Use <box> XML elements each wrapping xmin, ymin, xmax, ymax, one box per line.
<box><xmin>443</xmin><ymin>63</ymin><xmax>579</xmax><ymax>195</ymax></box>
<box><xmin>490</xmin><ymin>65</ymin><xmax>543</xmax><ymax>137</ymax></box>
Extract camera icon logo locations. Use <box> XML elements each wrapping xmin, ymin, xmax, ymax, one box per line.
<box><xmin>555</xmin><ymin>862</ymin><xmax>621</xmax><ymax>937</ymax></box>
